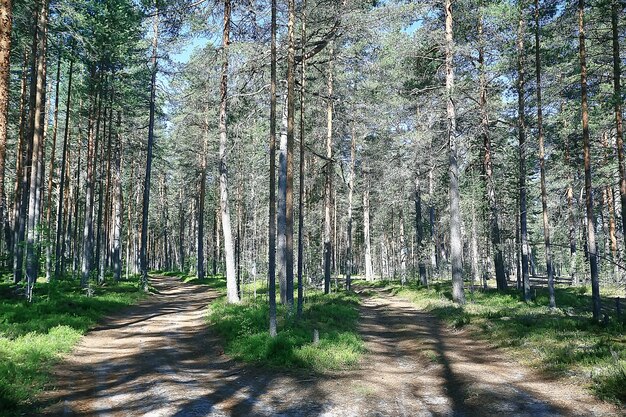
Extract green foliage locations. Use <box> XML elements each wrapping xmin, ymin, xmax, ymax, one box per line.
<box><xmin>0</xmin><ymin>278</ymin><xmax>147</xmax><ymax>413</ymax></box>
<box><xmin>207</xmin><ymin>290</ymin><xmax>364</xmax><ymax>372</ymax></box>
<box><xmin>362</xmin><ymin>280</ymin><xmax>626</xmax><ymax>405</ymax></box>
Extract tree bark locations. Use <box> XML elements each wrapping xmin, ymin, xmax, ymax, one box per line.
<box><xmin>478</xmin><ymin>6</ymin><xmax>506</xmax><ymax>291</ymax></box>
<box><xmin>323</xmin><ymin>43</ymin><xmax>334</xmax><ymax>294</ymax></box>
<box><xmin>268</xmin><ymin>0</ymin><xmax>277</xmax><ymax>326</ymax></box>
<box><xmin>346</xmin><ymin>120</ymin><xmax>356</xmax><ymax>291</ymax></box>
<box><xmin>415</xmin><ymin>177</ymin><xmax>427</xmax><ymax>285</ymax></box>
<box><xmin>219</xmin><ymin>0</ymin><xmax>239</xmax><ymax>304</ymax></box>
<box><xmin>45</xmin><ymin>54</ymin><xmax>61</xmax><ymax>281</ymax></box>
<box><xmin>285</xmin><ymin>0</ymin><xmax>296</xmax><ymax>306</ymax></box>
<box><xmin>363</xmin><ymin>176</ymin><xmax>373</xmax><ymax>281</ymax></box>
<box><xmin>445</xmin><ymin>0</ymin><xmax>464</xmax><ymax>304</ymax></box>
<box><xmin>517</xmin><ymin>1</ymin><xmax>531</xmax><ymax>302</ymax></box>
<box><xmin>0</xmin><ymin>0</ymin><xmax>12</xmax><ymax>255</ymax></box>
<box><xmin>535</xmin><ymin>0</ymin><xmax>554</xmax><ymax>308</ymax></box>
<box><xmin>578</xmin><ymin>0</ymin><xmax>601</xmax><ymax>320</ymax></box>
<box><xmin>297</xmin><ymin>0</ymin><xmax>307</xmax><ymax>316</ymax></box>
<box><xmin>113</xmin><ymin>111</ymin><xmax>122</xmax><ymax>281</ymax></box>
<box><xmin>54</xmin><ymin>56</ymin><xmax>73</xmax><ymax>279</ymax></box>
<box><xmin>140</xmin><ymin>10</ymin><xmax>159</xmax><ymax>290</ymax></box>
<box><xmin>25</xmin><ymin>0</ymin><xmax>49</xmax><ymax>299</ymax></box>
<box><xmin>12</xmin><ymin>50</ymin><xmax>28</xmax><ymax>283</ymax></box>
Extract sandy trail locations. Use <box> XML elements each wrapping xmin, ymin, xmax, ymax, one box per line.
<box><xmin>41</xmin><ymin>276</ymin><xmax>622</xmax><ymax>416</ymax></box>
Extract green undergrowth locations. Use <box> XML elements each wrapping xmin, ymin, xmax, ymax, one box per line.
<box><xmin>0</xmin><ymin>276</ymin><xmax>147</xmax><ymax>414</ymax></box>
<box><xmin>195</xmin><ymin>274</ymin><xmax>363</xmax><ymax>372</ymax></box>
<box><xmin>357</xmin><ymin>279</ymin><xmax>626</xmax><ymax>405</ymax></box>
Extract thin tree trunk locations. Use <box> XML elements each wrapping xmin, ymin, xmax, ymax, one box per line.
<box><xmin>0</xmin><ymin>0</ymin><xmax>12</xmax><ymax>256</ymax></box>
<box><xmin>297</xmin><ymin>0</ymin><xmax>307</xmax><ymax>317</ymax></box>
<box><xmin>267</xmin><ymin>0</ymin><xmax>277</xmax><ymax>332</ymax></box>
<box><xmin>517</xmin><ymin>1</ymin><xmax>531</xmax><ymax>301</ymax></box>
<box><xmin>45</xmin><ymin>54</ymin><xmax>61</xmax><ymax>281</ymax></box>
<box><xmin>346</xmin><ymin>120</ymin><xmax>356</xmax><ymax>291</ymax></box>
<box><xmin>478</xmin><ymin>6</ymin><xmax>506</xmax><ymax>291</ymax></box>
<box><xmin>363</xmin><ymin>177</ymin><xmax>373</xmax><ymax>281</ymax></box>
<box><xmin>578</xmin><ymin>0</ymin><xmax>601</xmax><ymax>320</ymax></box>
<box><xmin>445</xmin><ymin>0</ymin><xmax>464</xmax><ymax>304</ymax></box>
<box><xmin>219</xmin><ymin>0</ymin><xmax>239</xmax><ymax>304</ymax></box>
<box><xmin>198</xmin><ymin>101</ymin><xmax>209</xmax><ymax>280</ymax></box>
<box><xmin>12</xmin><ymin>50</ymin><xmax>28</xmax><ymax>283</ymax></box>
<box><xmin>54</xmin><ymin>56</ymin><xmax>73</xmax><ymax>279</ymax></box>
<box><xmin>278</xmin><ymin>93</ymin><xmax>288</xmax><ymax>303</ymax></box>
<box><xmin>323</xmin><ymin>43</ymin><xmax>334</xmax><ymax>295</ymax></box>
<box><xmin>140</xmin><ymin>10</ymin><xmax>159</xmax><ymax>291</ymax></box>
<box><xmin>113</xmin><ymin>111</ymin><xmax>122</xmax><ymax>281</ymax></box>
<box><xmin>285</xmin><ymin>0</ymin><xmax>296</xmax><ymax>307</ymax></box>
<box><xmin>535</xmin><ymin>0</ymin><xmax>554</xmax><ymax>307</ymax></box>
<box><xmin>80</xmin><ymin>81</ymin><xmax>99</xmax><ymax>287</ymax></box>
<box><xmin>415</xmin><ymin>177</ymin><xmax>427</xmax><ymax>285</ymax></box>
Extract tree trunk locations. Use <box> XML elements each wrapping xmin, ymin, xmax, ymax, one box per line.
<box><xmin>285</xmin><ymin>0</ymin><xmax>296</xmax><ymax>307</ymax></box>
<box><xmin>415</xmin><ymin>177</ymin><xmax>427</xmax><ymax>285</ymax></box>
<box><xmin>198</xmin><ymin>107</ymin><xmax>209</xmax><ymax>280</ymax></box>
<box><xmin>25</xmin><ymin>0</ymin><xmax>49</xmax><ymax>299</ymax></box>
<box><xmin>80</xmin><ymin>82</ymin><xmax>99</xmax><ymax>287</ymax></box>
<box><xmin>219</xmin><ymin>0</ymin><xmax>239</xmax><ymax>304</ymax></box>
<box><xmin>578</xmin><ymin>0</ymin><xmax>600</xmax><ymax>319</ymax></box>
<box><xmin>278</xmin><ymin>93</ymin><xmax>288</xmax><ymax>303</ymax></box>
<box><xmin>268</xmin><ymin>0</ymin><xmax>277</xmax><ymax>335</ymax></box>
<box><xmin>0</xmin><ymin>0</ymin><xmax>12</xmax><ymax>256</ymax></box>
<box><xmin>535</xmin><ymin>0</ymin><xmax>554</xmax><ymax>307</ymax></box>
<box><xmin>113</xmin><ymin>111</ymin><xmax>122</xmax><ymax>281</ymax></box>
<box><xmin>139</xmin><ymin>11</ymin><xmax>159</xmax><ymax>291</ymax></box>
<box><xmin>517</xmin><ymin>2</ymin><xmax>531</xmax><ymax>301</ymax></box>
<box><xmin>445</xmin><ymin>0</ymin><xmax>464</xmax><ymax>304</ymax></box>
<box><xmin>478</xmin><ymin>7</ymin><xmax>506</xmax><ymax>291</ymax></box>
<box><xmin>12</xmin><ymin>50</ymin><xmax>28</xmax><ymax>283</ymax></box>
<box><xmin>346</xmin><ymin>120</ymin><xmax>356</xmax><ymax>291</ymax></box>
<box><xmin>54</xmin><ymin>57</ymin><xmax>73</xmax><ymax>279</ymax></box>
<box><xmin>323</xmin><ymin>43</ymin><xmax>334</xmax><ymax>295</ymax></box>
<box><xmin>45</xmin><ymin>54</ymin><xmax>61</xmax><ymax>281</ymax></box>
<box><xmin>297</xmin><ymin>0</ymin><xmax>307</xmax><ymax>317</ymax></box>
<box><xmin>363</xmin><ymin>177</ymin><xmax>373</xmax><ymax>281</ymax></box>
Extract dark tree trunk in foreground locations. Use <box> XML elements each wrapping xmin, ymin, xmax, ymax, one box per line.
<box><xmin>445</xmin><ymin>0</ymin><xmax>464</xmax><ymax>304</ymax></box>
<box><xmin>578</xmin><ymin>0</ymin><xmax>601</xmax><ymax>320</ymax></box>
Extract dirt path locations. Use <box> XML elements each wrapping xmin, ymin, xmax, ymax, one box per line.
<box><xmin>41</xmin><ymin>277</ymin><xmax>622</xmax><ymax>416</ymax></box>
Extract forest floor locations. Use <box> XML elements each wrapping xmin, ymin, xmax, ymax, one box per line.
<box><xmin>40</xmin><ymin>275</ymin><xmax>623</xmax><ymax>417</ymax></box>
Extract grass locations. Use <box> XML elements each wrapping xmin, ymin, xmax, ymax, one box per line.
<box><xmin>183</xmin><ymin>274</ymin><xmax>364</xmax><ymax>372</ymax></box>
<box><xmin>0</xmin><ymin>276</ymin><xmax>148</xmax><ymax>415</ymax></box>
<box><xmin>356</xmin><ymin>279</ymin><xmax>626</xmax><ymax>405</ymax></box>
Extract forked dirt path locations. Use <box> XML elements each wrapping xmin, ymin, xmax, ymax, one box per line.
<box><xmin>41</xmin><ymin>276</ymin><xmax>623</xmax><ymax>416</ymax></box>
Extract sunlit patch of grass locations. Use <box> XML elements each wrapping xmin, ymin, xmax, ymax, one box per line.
<box><xmin>0</xmin><ymin>276</ymin><xmax>147</xmax><ymax>415</ymax></box>
<box><xmin>360</xmin><ymin>279</ymin><xmax>626</xmax><ymax>405</ymax></box>
<box><xmin>207</xmin><ymin>291</ymin><xmax>364</xmax><ymax>372</ymax></box>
